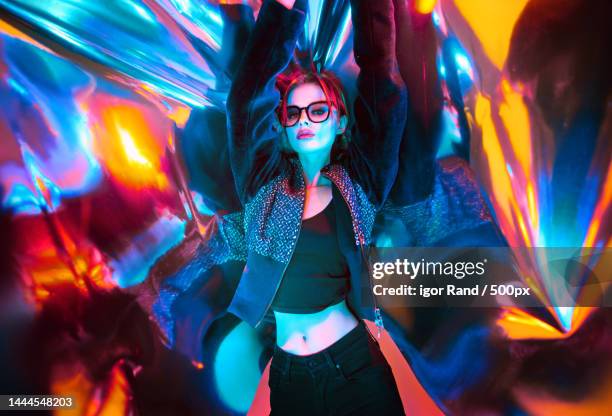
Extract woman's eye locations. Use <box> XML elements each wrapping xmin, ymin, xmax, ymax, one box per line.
<box><xmin>311</xmin><ymin>106</ymin><xmax>328</xmax><ymax>115</ymax></box>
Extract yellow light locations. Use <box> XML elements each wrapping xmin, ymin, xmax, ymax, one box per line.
<box><xmin>85</xmin><ymin>96</ymin><xmax>170</xmax><ymax>190</ymax></box>
<box><xmin>499</xmin><ymin>80</ymin><xmax>533</xmax><ymax>185</ymax></box>
<box><xmin>583</xmin><ymin>162</ymin><xmax>611</xmax><ymax>247</ymax></box>
<box><xmin>118</xmin><ymin>126</ymin><xmax>153</xmax><ymax>167</ymax></box>
<box><xmin>453</xmin><ymin>0</ymin><xmax>528</xmax><ymax>69</ymax></box>
<box><xmin>414</xmin><ymin>0</ymin><xmax>437</xmax><ymax>15</ymax></box>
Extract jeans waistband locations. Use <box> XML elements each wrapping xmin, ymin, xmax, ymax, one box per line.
<box><xmin>271</xmin><ymin>320</ymin><xmax>377</xmax><ymax>375</ymax></box>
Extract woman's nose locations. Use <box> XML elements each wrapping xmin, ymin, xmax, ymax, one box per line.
<box><xmin>299</xmin><ymin>108</ymin><xmax>310</xmax><ymax>124</ymax></box>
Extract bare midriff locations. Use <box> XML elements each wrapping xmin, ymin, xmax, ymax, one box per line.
<box><xmin>274</xmin><ymin>299</ymin><xmax>358</xmax><ymax>355</ymax></box>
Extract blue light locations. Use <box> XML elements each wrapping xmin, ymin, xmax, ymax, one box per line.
<box><xmin>20</xmin><ymin>141</ymin><xmax>62</xmax><ymax>211</ymax></box>
<box><xmin>204</xmin><ymin>8</ymin><xmax>222</xmax><ymax>26</ymax></box>
<box><xmin>443</xmin><ymin>38</ymin><xmax>476</xmax><ymax>93</ymax></box>
<box><xmin>454</xmin><ymin>52</ymin><xmax>472</xmax><ymax>75</ymax></box>
<box><xmin>3</xmin><ymin>183</ymin><xmax>41</xmax><ymax>215</ymax></box>
<box><xmin>555</xmin><ymin>306</ymin><xmax>574</xmax><ymax>332</ymax></box>
<box><xmin>129</xmin><ymin>3</ymin><xmax>155</xmax><ymax>23</ymax></box>
<box><xmin>7</xmin><ymin>78</ymin><xmax>27</xmax><ymax>97</ymax></box>
<box><xmin>111</xmin><ymin>216</ymin><xmax>186</xmax><ymax>288</ymax></box>
<box><xmin>436</xmin><ymin>51</ymin><xmax>446</xmax><ymax>79</ymax></box>
<box><xmin>432</xmin><ymin>10</ymin><xmax>441</xmax><ymax>29</ymax></box>
<box><xmin>192</xmin><ymin>191</ymin><xmax>214</xmax><ymax>216</ymax></box>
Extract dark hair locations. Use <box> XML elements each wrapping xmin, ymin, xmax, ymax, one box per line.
<box><xmin>276</xmin><ymin>66</ymin><xmax>351</xmax><ymax>162</ymax></box>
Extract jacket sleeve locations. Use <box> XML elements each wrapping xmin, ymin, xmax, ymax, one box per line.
<box><xmin>375</xmin><ymin>157</ymin><xmax>504</xmax><ymax>247</ymax></box>
<box><xmin>220</xmin><ymin>3</ymin><xmax>255</xmax><ymax>82</ymax></box>
<box><xmin>347</xmin><ymin>0</ymin><xmax>407</xmax><ymax>209</ymax></box>
<box><xmin>388</xmin><ymin>2</ymin><xmax>443</xmax><ymax>206</ymax></box>
<box><xmin>129</xmin><ymin>213</ymin><xmax>247</xmax><ymax>363</ymax></box>
<box><xmin>227</xmin><ymin>0</ymin><xmax>307</xmax><ymax>204</ymax></box>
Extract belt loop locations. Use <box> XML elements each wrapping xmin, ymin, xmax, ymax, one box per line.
<box><xmin>323</xmin><ymin>349</ymin><xmax>342</xmax><ymax>377</ymax></box>
<box><xmin>323</xmin><ymin>350</ymin><xmax>334</xmax><ymax>369</ymax></box>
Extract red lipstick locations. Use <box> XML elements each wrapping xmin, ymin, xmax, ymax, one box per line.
<box><xmin>297</xmin><ymin>129</ymin><xmax>315</xmax><ymax>139</ymax></box>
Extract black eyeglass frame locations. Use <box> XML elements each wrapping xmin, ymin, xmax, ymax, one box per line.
<box><xmin>280</xmin><ymin>100</ymin><xmax>331</xmax><ymax>127</ymax></box>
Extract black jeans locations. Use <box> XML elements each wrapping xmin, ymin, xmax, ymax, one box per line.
<box><xmin>268</xmin><ymin>321</ymin><xmax>405</xmax><ymax>415</ymax></box>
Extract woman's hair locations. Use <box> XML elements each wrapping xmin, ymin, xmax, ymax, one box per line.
<box><xmin>276</xmin><ymin>66</ymin><xmax>351</xmax><ymax>161</ymax></box>
<box><xmin>244</xmin><ymin>67</ymin><xmax>351</xmax><ymax>198</ymax></box>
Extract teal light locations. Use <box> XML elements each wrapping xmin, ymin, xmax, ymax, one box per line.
<box><xmin>213</xmin><ymin>322</ymin><xmax>264</xmax><ymax>413</ymax></box>
<box><xmin>555</xmin><ymin>306</ymin><xmax>574</xmax><ymax>332</ymax></box>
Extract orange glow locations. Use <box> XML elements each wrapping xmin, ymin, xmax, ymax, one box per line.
<box><xmin>133</xmin><ymin>84</ymin><xmax>192</xmax><ymax>130</ymax></box>
<box><xmin>499</xmin><ymin>80</ymin><xmax>533</xmax><ymax>196</ymax></box>
<box><xmin>497</xmin><ymin>307</ymin><xmax>564</xmax><ymax>340</ymax></box>
<box><xmin>513</xmin><ymin>364</ymin><xmax>612</xmax><ymax>415</ymax></box>
<box><xmin>167</xmin><ymin>104</ymin><xmax>191</xmax><ymax>129</ymax></box>
<box><xmin>52</xmin><ymin>368</ymin><xmax>93</xmax><ymax>416</ymax></box>
<box><xmin>583</xmin><ymin>218</ymin><xmax>600</xmax><ymax>248</ymax></box>
<box><xmin>474</xmin><ymin>90</ymin><xmax>570</xmax><ymax>321</ymax></box>
<box><xmin>26</xmin><ymin>247</ymin><xmax>111</xmax><ymax>300</ymax></box>
<box><xmin>526</xmin><ymin>181</ymin><xmax>538</xmax><ymax>232</ymax></box>
<box><xmin>499</xmin><ymin>78</ymin><xmax>531</xmax><ymax>177</ymax></box>
<box><xmin>51</xmin><ymin>362</ymin><xmax>132</xmax><ymax>416</ymax></box>
<box><xmin>0</xmin><ymin>20</ymin><xmax>54</xmax><ymax>53</ymax></box>
<box><xmin>84</xmin><ymin>94</ymin><xmax>170</xmax><ymax>190</ymax></box>
<box><xmin>18</xmin><ymin>216</ymin><xmax>114</xmax><ymax>306</ymax></box>
<box><xmin>453</xmin><ymin>0</ymin><xmax>529</xmax><ymax>69</ymax></box>
<box><xmin>497</xmin><ymin>307</ymin><xmax>597</xmax><ymax>340</ymax></box>
<box><xmin>476</xmin><ymin>92</ymin><xmax>530</xmax><ymax>246</ymax></box>
<box><xmin>499</xmin><ymin>79</ymin><xmax>539</xmax><ymax>245</ymax></box>
<box><xmin>87</xmin><ymin>362</ymin><xmax>132</xmax><ymax>416</ymax></box>
<box><xmin>517</xmin><ymin>216</ymin><xmax>530</xmax><ymax>247</ymax></box>
<box><xmin>583</xmin><ymin>162</ymin><xmax>611</xmax><ymax>247</ymax></box>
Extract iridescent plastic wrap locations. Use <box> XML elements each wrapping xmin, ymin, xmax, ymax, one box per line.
<box><xmin>433</xmin><ymin>0</ymin><xmax>610</xmax><ymax>330</ymax></box>
<box><xmin>0</xmin><ymin>0</ymin><xmax>610</xmax><ymax>415</ymax></box>
<box><xmin>430</xmin><ymin>0</ymin><xmax>611</xmax><ymax>414</ymax></box>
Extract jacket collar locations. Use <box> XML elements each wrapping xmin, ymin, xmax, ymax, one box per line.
<box><xmin>288</xmin><ymin>158</ymin><xmax>369</xmax><ymax>246</ymax></box>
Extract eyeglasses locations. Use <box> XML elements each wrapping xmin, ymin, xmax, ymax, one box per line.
<box><xmin>281</xmin><ymin>101</ymin><xmax>331</xmax><ymax>127</ymax></box>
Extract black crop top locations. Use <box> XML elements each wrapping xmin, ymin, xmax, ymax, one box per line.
<box><xmin>271</xmin><ymin>201</ymin><xmax>350</xmax><ymax>313</ymax></box>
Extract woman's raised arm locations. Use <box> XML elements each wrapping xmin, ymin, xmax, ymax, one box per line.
<box><xmin>226</xmin><ymin>0</ymin><xmax>306</xmax><ymax>204</ymax></box>
<box><xmin>347</xmin><ymin>0</ymin><xmax>407</xmax><ymax>209</ymax></box>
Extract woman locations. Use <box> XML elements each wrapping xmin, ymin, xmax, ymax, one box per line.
<box><xmin>225</xmin><ymin>0</ymin><xmax>407</xmax><ymax>414</ymax></box>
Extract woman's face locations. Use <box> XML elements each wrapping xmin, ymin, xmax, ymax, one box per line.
<box><xmin>284</xmin><ymin>82</ymin><xmax>346</xmax><ymax>158</ymax></box>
